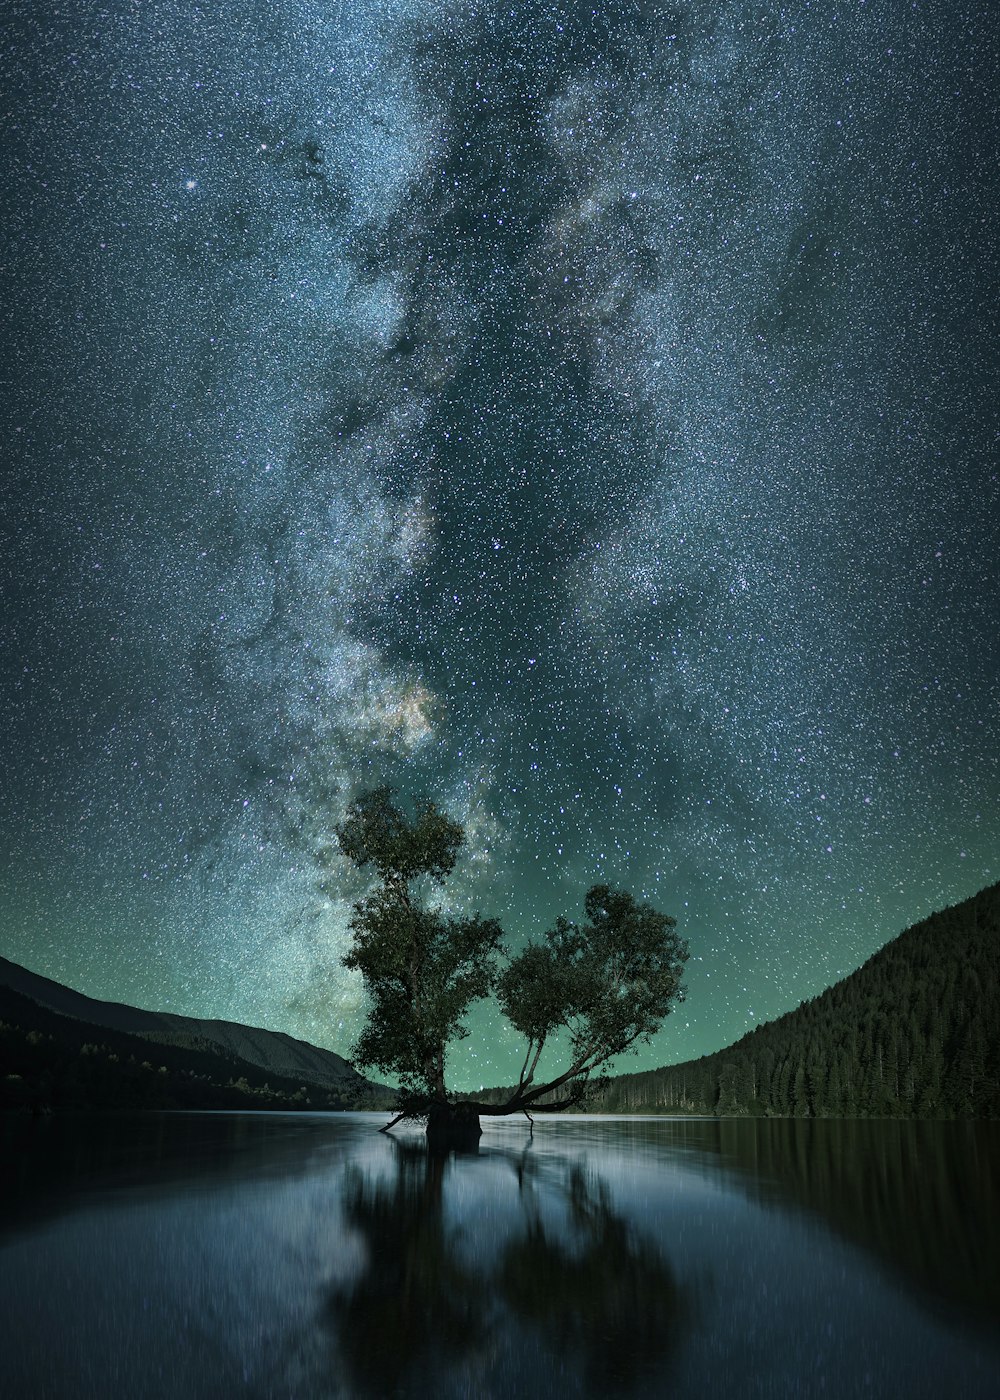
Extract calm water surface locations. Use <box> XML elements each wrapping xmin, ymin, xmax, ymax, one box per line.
<box><xmin>0</xmin><ymin>1113</ymin><xmax>997</xmax><ymax>1399</ymax></box>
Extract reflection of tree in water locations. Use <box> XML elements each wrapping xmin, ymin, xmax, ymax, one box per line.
<box><xmin>327</xmin><ymin>1142</ymin><xmax>687</xmax><ymax>1397</ymax></box>
<box><xmin>328</xmin><ymin>1147</ymin><xmax>485</xmax><ymax>1396</ymax></box>
<box><xmin>499</xmin><ymin>1160</ymin><xmax>686</xmax><ymax>1392</ymax></box>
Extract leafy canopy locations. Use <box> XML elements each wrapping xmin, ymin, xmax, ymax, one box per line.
<box><xmin>335</xmin><ymin>787</ymin><xmax>688</xmax><ymax>1115</ymax></box>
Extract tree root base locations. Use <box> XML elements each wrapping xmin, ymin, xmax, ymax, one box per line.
<box><xmin>425</xmin><ymin>1101</ymin><xmax>482</xmax><ymax>1151</ymax></box>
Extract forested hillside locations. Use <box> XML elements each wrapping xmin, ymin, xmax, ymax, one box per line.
<box><xmin>0</xmin><ymin>986</ymin><xmax>391</xmax><ymax>1113</ymax></box>
<box><xmin>594</xmin><ymin>881</ymin><xmax>1000</xmax><ymax>1119</ymax></box>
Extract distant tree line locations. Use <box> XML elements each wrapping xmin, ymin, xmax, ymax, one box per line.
<box><xmin>589</xmin><ymin>882</ymin><xmax>999</xmax><ymax>1120</ymax></box>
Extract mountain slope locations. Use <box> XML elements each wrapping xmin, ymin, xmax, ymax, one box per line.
<box><xmin>0</xmin><ymin>955</ymin><xmax>377</xmax><ymax>1097</ymax></box>
<box><xmin>0</xmin><ymin>984</ymin><xmax>382</xmax><ymax>1112</ymax></box>
<box><xmin>595</xmin><ymin>880</ymin><xmax>1000</xmax><ymax>1118</ymax></box>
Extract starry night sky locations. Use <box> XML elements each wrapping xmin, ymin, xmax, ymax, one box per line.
<box><xmin>2</xmin><ymin>0</ymin><xmax>998</xmax><ymax>1090</ymax></box>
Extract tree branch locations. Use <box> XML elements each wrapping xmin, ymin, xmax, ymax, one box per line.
<box><xmin>492</xmin><ymin>1025</ymin><xmax>642</xmax><ymax>1114</ymax></box>
<box><xmin>517</xmin><ymin>1038</ymin><xmax>535</xmax><ymax>1088</ymax></box>
<box><xmin>522</xmin><ymin>1037</ymin><xmax>546</xmax><ymax>1089</ymax></box>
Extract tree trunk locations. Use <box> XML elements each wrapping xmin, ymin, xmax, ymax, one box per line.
<box><xmin>425</xmin><ymin>1100</ymin><xmax>482</xmax><ymax>1151</ymax></box>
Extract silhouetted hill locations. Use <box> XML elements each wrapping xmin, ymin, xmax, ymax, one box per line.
<box><xmin>0</xmin><ymin>958</ymin><xmax>393</xmax><ymax>1112</ymax></box>
<box><xmin>0</xmin><ymin>986</ymin><xmax>336</xmax><ymax>1112</ymax></box>
<box><xmin>593</xmin><ymin>881</ymin><xmax>1000</xmax><ymax>1118</ymax></box>
<box><xmin>0</xmin><ymin>955</ymin><xmax>380</xmax><ymax>1097</ymax></box>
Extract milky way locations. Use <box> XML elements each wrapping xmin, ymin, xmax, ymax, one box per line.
<box><xmin>3</xmin><ymin>0</ymin><xmax>998</xmax><ymax>1087</ymax></box>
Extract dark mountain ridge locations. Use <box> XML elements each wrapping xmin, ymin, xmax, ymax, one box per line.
<box><xmin>0</xmin><ymin>954</ymin><xmax>383</xmax><ymax>1100</ymax></box>
<box><xmin>0</xmin><ymin>985</ymin><xmax>369</xmax><ymax>1113</ymax></box>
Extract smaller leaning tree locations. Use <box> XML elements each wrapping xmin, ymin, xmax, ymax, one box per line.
<box><xmin>333</xmin><ymin>787</ymin><xmax>688</xmax><ymax>1142</ymax></box>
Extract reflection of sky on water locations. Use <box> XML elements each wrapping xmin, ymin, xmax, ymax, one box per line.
<box><xmin>0</xmin><ymin>1114</ymin><xmax>998</xmax><ymax>1399</ymax></box>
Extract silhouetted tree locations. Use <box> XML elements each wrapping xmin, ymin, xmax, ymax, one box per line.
<box><xmin>333</xmin><ymin>786</ymin><xmax>688</xmax><ymax>1142</ymax></box>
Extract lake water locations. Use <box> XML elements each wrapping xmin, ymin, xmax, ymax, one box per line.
<box><xmin>1</xmin><ymin>1113</ymin><xmax>997</xmax><ymax>1399</ymax></box>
